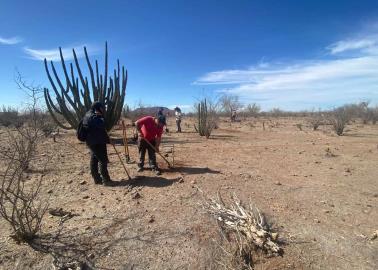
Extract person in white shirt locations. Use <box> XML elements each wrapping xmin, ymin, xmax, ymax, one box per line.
<box><xmin>174</xmin><ymin>107</ymin><xmax>182</xmax><ymax>133</ymax></box>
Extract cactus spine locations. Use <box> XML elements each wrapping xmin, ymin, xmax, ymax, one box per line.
<box><xmin>43</xmin><ymin>42</ymin><xmax>127</xmax><ymax>131</ymax></box>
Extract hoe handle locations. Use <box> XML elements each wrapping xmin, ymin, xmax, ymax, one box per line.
<box><xmin>142</xmin><ymin>138</ymin><xmax>171</xmax><ymax>168</ymax></box>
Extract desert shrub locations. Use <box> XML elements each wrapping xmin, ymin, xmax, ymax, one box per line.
<box><xmin>0</xmin><ymin>72</ymin><xmax>51</xmax><ymax>241</ymax></box>
<box><xmin>0</xmin><ymin>128</ymin><xmax>48</xmax><ymax>241</ymax></box>
<box><xmin>371</xmin><ymin>107</ymin><xmax>378</xmax><ymax>124</ymax></box>
<box><xmin>329</xmin><ymin>107</ymin><xmax>351</xmax><ymax>136</ymax></box>
<box><xmin>244</xmin><ymin>103</ymin><xmax>261</xmax><ymax>117</ymax></box>
<box><xmin>219</xmin><ymin>94</ymin><xmax>242</xmax><ymax>120</ymax></box>
<box><xmin>308</xmin><ymin>110</ymin><xmax>325</xmax><ymax>130</ymax></box>
<box><xmin>0</xmin><ymin>106</ymin><xmax>22</xmax><ymax>127</ymax></box>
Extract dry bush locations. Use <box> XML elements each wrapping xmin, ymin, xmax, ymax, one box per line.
<box><xmin>0</xmin><ymin>72</ymin><xmax>51</xmax><ymax>242</ymax></box>
<box><xmin>0</xmin><ymin>129</ymin><xmax>49</xmax><ymax>242</ymax></box>
<box><xmin>200</xmin><ymin>190</ymin><xmax>282</xmax><ymax>269</ymax></box>
<box><xmin>329</xmin><ymin>107</ymin><xmax>351</xmax><ymax>136</ymax></box>
<box><xmin>308</xmin><ymin>110</ymin><xmax>325</xmax><ymax>130</ymax></box>
<box><xmin>0</xmin><ymin>106</ymin><xmax>23</xmax><ymax>128</ymax></box>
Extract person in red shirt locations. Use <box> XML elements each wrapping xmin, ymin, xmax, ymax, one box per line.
<box><xmin>135</xmin><ymin>115</ymin><xmax>166</xmax><ymax>175</ymax></box>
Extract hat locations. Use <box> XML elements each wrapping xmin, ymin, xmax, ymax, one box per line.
<box><xmin>91</xmin><ymin>101</ymin><xmax>105</xmax><ymax>111</ymax></box>
<box><xmin>157</xmin><ymin>115</ymin><xmax>166</xmax><ymax>126</ymax></box>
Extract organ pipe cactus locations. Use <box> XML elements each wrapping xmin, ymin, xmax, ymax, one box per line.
<box><xmin>43</xmin><ymin>42</ymin><xmax>127</xmax><ymax>131</ymax></box>
<box><xmin>194</xmin><ymin>99</ymin><xmax>216</xmax><ymax>138</ymax></box>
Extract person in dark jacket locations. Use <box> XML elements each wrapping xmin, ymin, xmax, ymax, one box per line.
<box><xmin>82</xmin><ymin>101</ymin><xmax>113</xmax><ymax>186</ymax></box>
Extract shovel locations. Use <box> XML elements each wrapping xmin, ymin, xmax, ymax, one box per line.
<box><xmin>121</xmin><ymin>120</ymin><xmax>132</xmax><ymax>163</ymax></box>
<box><xmin>142</xmin><ymin>138</ymin><xmax>172</xmax><ymax>168</ymax></box>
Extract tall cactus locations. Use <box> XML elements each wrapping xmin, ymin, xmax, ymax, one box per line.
<box><xmin>43</xmin><ymin>42</ymin><xmax>127</xmax><ymax>131</ymax></box>
<box><xmin>194</xmin><ymin>99</ymin><xmax>216</xmax><ymax>138</ymax></box>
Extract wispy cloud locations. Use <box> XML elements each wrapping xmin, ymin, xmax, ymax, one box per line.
<box><xmin>0</xmin><ymin>36</ymin><xmax>22</xmax><ymax>45</ymax></box>
<box><xmin>167</xmin><ymin>104</ymin><xmax>192</xmax><ymax>112</ymax></box>
<box><xmin>327</xmin><ymin>37</ymin><xmax>378</xmax><ymax>54</ymax></box>
<box><xmin>23</xmin><ymin>44</ymin><xmax>99</xmax><ymax>61</ymax></box>
<box><xmin>194</xmin><ymin>30</ymin><xmax>378</xmax><ymax>110</ymax></box>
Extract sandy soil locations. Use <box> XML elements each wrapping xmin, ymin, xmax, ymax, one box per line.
<box><xmin>0</xmin><ymin>117</ymin><xmax>377</xmax><ymax>270</ymax></box>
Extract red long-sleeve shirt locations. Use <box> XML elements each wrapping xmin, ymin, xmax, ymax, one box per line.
<box><xmin>137</xmin><ymin>116</ymin><xmax>163</xmax><ymax>142</ymax></box>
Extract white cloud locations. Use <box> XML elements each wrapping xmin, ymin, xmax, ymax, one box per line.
<box><xmin>328</xmin><ymin>38</ymin><xmax>377</xmax><ymax>54</ymax></box>
<box><xmin>194</xmin><ymin>32</ymin><xmax>378</xmax><ymax>110</ymax></box>
<box><xmin>23</xmin><ymin>44</ymin><xmax>98</xmax><ymax>61</ymax></box>
<box><xmin>167</xmin><ymin>104</ymin><xmax>192</xmax><ymax>112</ymax></box>
<box><xmin>0</xmin><ymin>36</ymin><xmax>22</xmax><ymax>45</ymax></box>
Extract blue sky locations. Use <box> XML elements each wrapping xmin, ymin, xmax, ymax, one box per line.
<box><xmin>1</xmin><ymin>0</ymin><xmax>378</xmax><ymax>111</ymax></box>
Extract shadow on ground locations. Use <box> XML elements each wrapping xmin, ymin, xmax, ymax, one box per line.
<box><xmin>171</xmin><ymin>166</ymin><xmax>221</xmax><ymax>175</ymax></box>
<box><xmin>109</xmin><ymin>176</ymin><xmax>179</xmax><ymax>188</ymax></box>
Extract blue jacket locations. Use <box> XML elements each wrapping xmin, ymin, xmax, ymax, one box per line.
<box><xmin>82</xmin><ymin>110</ymin><xmax>110</xmax><ymax>146</ymax></box>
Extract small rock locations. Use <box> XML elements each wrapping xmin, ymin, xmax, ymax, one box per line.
<box><xmin>80</xmin><ymin>180</ymin><xmax>87</xmax><ymax>185</ymax></box>
<box><xmin>370</xmin><ymin>230</ymin><xmax>378</xmax><ymax>240</ymax></box>
<box><xmin>148</xmin><ymin>215</ymin><xmax>155</xmax><ymax>223</ymax></box>
<box><xmin>47</xmin><ymin>189</ymin><xmax>53</xmax><ymax>194</ymax></box>
<box><xmin>314</xmin><ymin>219</ymin><xmax>320</xmax><ymax>223</ymax></box>
<box><xmin>132</xmin><ymin>192</ymin><xmax>141</xmax><ymax>199</ymax></box>
<box><xmin>275</xmin><ymin>181</ymin><xmax>282</xmax><ymax>186</ymax></box>
<box><xmin>271</xmin><ymin>232</ymin><xmax>279</xmax><ymax>241</ymax></box>
<box><xmin>67</xmin><ymin>179</ymin><xmax>73</xmax><ymax>184</ymax></box>
<box><xmin>323</xmin><ymin>210</ymin><xmax>330</xmax><ymax>213</ymax></box>
<box><xmin>88</xmin><ymin>253</ymin><xmax>95</xmax><ymax>259</ymax></box>
<box><xmin>178</xmin><ymin>177</ymin><xmax>184</xmax><ymax>183</ymax></box>
<box><xmin>85</xmin><ymin>226</ymin><xmax>91</xmax><ymax>231</ymax></box>
<box><xmin>83</xmin><ymin>195</ymin><xmax>90</xmax><ymax>199</ymax></box>
<box><xmin>190</xmin><ymin>180</ymin><xmax>197</xmax><ymax>185</ymax></box>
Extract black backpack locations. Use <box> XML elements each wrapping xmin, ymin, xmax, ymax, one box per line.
<box><xmin>77</xmin><ymin>119</ymin><xmax>88</xmax><ymax>142</ymax></box>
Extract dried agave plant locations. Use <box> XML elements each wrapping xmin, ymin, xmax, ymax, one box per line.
<box><xmin>199</xmin><ymin>189</ymin><xmax>282</xmax><ymax>269</ymax></box>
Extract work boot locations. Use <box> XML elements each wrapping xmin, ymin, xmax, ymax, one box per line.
<box><xmin>102</xmin><ymin>178</ymin><xmax>114</xmax><ymax>186</ymax></box>
<box><xmin>152</xmin><ymin>167</ymin><xmax>161</xmax><ymax>176</ymax></box>
<box><xmin>92</xmin><ymin>173</ymin><xmax>103</xmax><ymax>185</ymax></box>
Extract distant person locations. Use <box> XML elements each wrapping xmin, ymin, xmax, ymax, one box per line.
<box><xmin>157</xmin><ymin>107</ymin><xmax>169</xmax><ymax>133</ymax></box>
<box><xmin>231</xmin><ymin>109</ymin><xmax>237</xmax><ymax>122</ymax></box>
<box><xmin>135</xmin><ymin>115</ymin><xmax>166</xmax><ymax>175</ymax></box>
<box><xmin>82</xmin><ymin>101</ymin><xmax>113</xmax><ymax>186</ymax></box>
<box><xmin>157</xmin><ymin>107</ymin><xmax>164</xmax><ymax>117</ymax></box>
<box><xmin>174</xmin><ymin>106</ymin><xmax>182</xmax><ymax>133</ymax></box>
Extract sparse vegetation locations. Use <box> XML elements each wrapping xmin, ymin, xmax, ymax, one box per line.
<box><xmin>0</xmin><ymin>76</ymin><xmax>51</xmax><ymax>242</ymax></box>
<box><xmin>329</xmin><ymin>106</ymin><xmax>351</xmax><ymax>136</ymax></box>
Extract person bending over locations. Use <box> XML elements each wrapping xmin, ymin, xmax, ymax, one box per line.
<box><xmin>135</xmin><ymin>115</ymin><xmax>166</xmax><ymax>175</ymax></box>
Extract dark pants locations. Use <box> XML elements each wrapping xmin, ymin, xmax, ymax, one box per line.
<box><xmin>88</xmin><ymin>144</ymin><xmax>110</xmax><ymax>183</ymax></box>
<box><xmin>176</xmin><ymin>119</ymin><xmax>182</xmax><ymax>132</ymax></box>
<box><xmin>138</xmin><ymin>139</ymin><xmax>157</xmax><ymax>169</ymax></box>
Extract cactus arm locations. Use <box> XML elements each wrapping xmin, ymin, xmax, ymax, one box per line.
<box><xmin>84</xmin><ymin>46</ymin><xmax>98</xmax><ymax>101</ymax></box>
<box><xmin>44</xmin><ymin>88</ymin><xmax>72</xmax><ymax>129</ymax></box>
<box><xmin>73</xmin><ymin>48</ymin><xmax>91</xmax><ymax>103</ymax></box>
<box><xmin>103</xmin><ymin>42</ymin><xmax>108</xmax><ymax>102</ymax></box>
<box><xmin>50</xmin><ymin>61</ymin><xmax>81</xmax><ymax>117</ymax></box>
